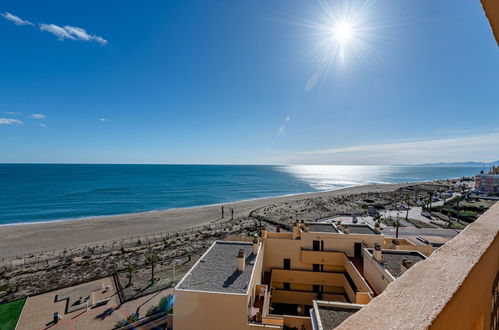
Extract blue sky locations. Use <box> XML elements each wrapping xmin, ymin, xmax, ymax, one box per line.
<box><xmin>0</xmin><ymin>0</ymin><xmax>498</xmax><ymax>165</ymax></box>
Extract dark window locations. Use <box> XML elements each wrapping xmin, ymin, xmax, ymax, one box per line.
<box><xmin>313</xmin><ymin>285</ymin><xmax>320</xmax><ymax>293</ymax></box>
<box><xmin>283</xmin><ymin>258</ymin><xmax>291</xmax><ymax>270</ymax></box>
<box><xmin>354</xmin><ymin>243</ymin><xmax>362</xmax><ymax>258</ymax></box>
<box><xmin>283</xmin><ymin>282</ymin><xmax>291</xmax><ymax>290</ymax></box>
<box><xmin>313</xmin><ymin>240</ymin><xmax>320</xmax><ymax>251</ymax></box>
<box><xmin>320</xmin><ymin>240</ymin><xmax>325</xmax><ymax>251</ymax></box>
<box><xmin>313</xmin><ymin>264</ymin><xmax>320</xmax><ymax>272</ymax></box>
<box><xmin>321</xmin><ymin>264</ymin><xmax>324</xmax><ymax>272</ymax></box>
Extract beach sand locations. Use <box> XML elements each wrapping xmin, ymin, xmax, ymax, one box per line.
<box><xmin>0</xmin><ymin>182</ymin><xmax>421</xmax><ymax>259</ymax></box>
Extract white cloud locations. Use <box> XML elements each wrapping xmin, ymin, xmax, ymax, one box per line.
<box><xmin>3</xmin><ymin>111</ymin><xmax>21</xmax><ymax>115</ymax></box>
<box><xmin>30</xmin><ymin>113</ymin><xmax>45</xmax><ymax>119</ymax></box>
<box><xmin>1</xmin><ymin>12</ymin><xmax>33</xmax><ymax>26</ymax></box>
<box><xmin>40</xmin><ymin>23</ymin><xmax>107</xmax><ymax>45</ymax></box>
<box><xmin>276</xmin><ymin>116</ymin><xmax>291</xmax><ymax>137</ymax></box>
<box><xmin>39</xmin><ymin>24</ymin><xmax>75</xmax><ymax>40</ymax></box>
<box><xmin>39</xmin><ymin>123</ymin><xmax>47</xmax><ymax>128</ymax></box>
<box><xmin>99</xmin><ymin>118</ymin><xmax>109</xmax><ymax>122</ymax></box>
<box><xmin>0</xmin><ymin>118</ymin><xmax>23</xmax><ymax>125</ymax></box>
<box><xmin>270</xmin><ymin>132</ymin><xmax>499</xmax><ymax>165</ymax></box>
<box><xmin>2</xmin><ymin>12</ymin><xmax>107</xmax><ymax>45</ymax></box>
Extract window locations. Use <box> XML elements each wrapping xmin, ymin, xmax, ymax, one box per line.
<box><xmin>313</xmin><ymin>285</ymin><xmax>320</xmax><ymax>293</ymax></box>
<box><xmin>313</xmin><ymin>240</ymin><xmax>325</xmax><ymax>251</ymax></box>
<box><xmin>313</xmin><ymin>264</ymin><xmax>320</xmax><ymax>272</ymax></box>
<box><xmin>283</xmin><ymin>282</ymin><xmax>291</xmax><ymax>290</ymax></box>
<box><xmin>283</xmin><ymin>258</ymin><xmax>291</xmax><ymax>270</ymax></box>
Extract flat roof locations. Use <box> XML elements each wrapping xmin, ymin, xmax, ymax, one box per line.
<box><xmin>176</xmin><ymin>241</ymin><xmax>257</xmax><ymax>294</ymax></box>
<box><xmin>308</xmin><ymin>223</ymin><xmax>339</xmax><ymax>233</ymax></box>
<box><xmin>344</xmin><ymin>224</ymin><xmax>380</xmax><ymax>235</ymax></box>
<box><xmin>368</xmin><ymin>249</ymin><xmax>426</xmax><ymax>278</ymax></box>
<box><xmin>314</xmin><ymin>302</ymin><xmax>362</xmax><ymax>329</ymax></box>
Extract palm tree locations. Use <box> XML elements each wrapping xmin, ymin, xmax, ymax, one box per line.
<box><xmin>126</xmin><ymin>264</ymin><xmax>134</xmax><ymax>287</ymax></box>
<box><xmin>428</xmin><ymin>191</ymin><xmax>434</xmax><ymax>209</ymax></box>
<box><xmin>404</xmin><ymin>194</ymin><xmax>411</xmax><ymax>220</ymax></box>
<box><xmin>415</xmin><ymin>188</ymin><xmax>420</xmax><ymax>204</ymax></box>
<box><xmin>146</xmin><ymin>252</ymin><xmax>158</xmax><ymax>282</ymax></box>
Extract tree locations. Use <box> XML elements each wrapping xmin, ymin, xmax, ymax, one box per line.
<box><xmin>146</xmin><ymin>252</ymin><xmax>158</xmax><ymax>282</ymax></box>
<box><xmin>404</xmin><ymin>194</ymin><xmax>411</xmax><ymax>220</ymax></box>
<box><xmin>415</xmin><ymin>188</ymin><xmax>420</xmax><ymax>204</ymax></box>
<box><xmin>126</xmin><ymin>264</ymin><xmax>134</xmax><ymax>287</ymax></box>
<box><xmin>428</xmin><ymin>191</ymin><xmax>434</xmax><ymax>209</ymax></box>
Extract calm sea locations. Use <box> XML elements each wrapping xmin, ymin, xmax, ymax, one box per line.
<box><xmin>0</xmin><ymin>164</ymin><xmax>483</xmax><ymax>225</ymax></box>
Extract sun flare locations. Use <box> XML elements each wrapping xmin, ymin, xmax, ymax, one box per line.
<box><xmin>332</xmin><ymin>21</ymin><xmax>354</xmax><ymax>44</ymax></box>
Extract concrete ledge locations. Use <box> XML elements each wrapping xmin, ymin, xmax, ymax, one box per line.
<box><xmin>336</xmin><ymin>202</ymin><xmax>499</xmax><ymax>330</ymax></box>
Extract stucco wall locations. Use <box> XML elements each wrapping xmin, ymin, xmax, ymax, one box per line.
<box><xmin>301</xmin><ymin>232</ymin><xmax>384</xmax><ymax>257</ymax></box>
<box><xmin>336</xmin><ymin>202</ymin><xmax>499</xmax><ymax>330</ymax></box>
<box><xmin>362</xmin><ymin>249</ymin><xmax>394</xmax><ymax>295</ymax></box>
<box><xmin>174</xmin><ymin>290</ymin><xmax>249</xmax><ymax>330</ymax></box>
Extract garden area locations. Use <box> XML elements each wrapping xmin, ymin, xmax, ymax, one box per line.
<box><xmin>117</xmin><ymin>253</ymin><xmax>194</xmax><ymax>302</ymax></box>
<box><xmin>431</xmin><ymin>196</ymin><xmax>496</xmax><ymax>226</ymax></box>
<box><xmin>0</xmin><ymin>298</ymin><xmax>25</xmax><ymax>330</ymax></box>
<box><xmin>113</xmin><ymin>294</ymin><xmax>173</xmax><ymax>329</ymax></box>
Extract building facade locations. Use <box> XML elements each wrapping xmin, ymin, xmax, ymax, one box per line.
<box><xmin>174</xmin><ymin>221</ymin><xmax>431</xmax><ymax>329</ymax></box>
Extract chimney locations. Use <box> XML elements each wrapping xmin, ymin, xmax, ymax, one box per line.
<box><xmin>400</xmin><ymin>258</ymin><xmax>413</xmax><ymax>274</ymax></box>
<box><xmin>373</xmin><ymin>243</ymin><xmax>382</xmax><ymax>262</ymax></box>
<box><xmin>275</xmin><ymin>225</ymin><xmax>280</xmax><ymax>233</ymax></box>
<box><xmin>391</xmin><ymin>239</ymin><xmax>400</xmax><ymax>249</ymax></box>
<box><xmin>252</xmin><ymin>237</ymin><xmax>259</xmax><ymax>254</ymax></box>
<box><xmin>237</xmin><ymin>249</ymin><xmax>246</xmax><ymax>272</ymax></box>
<box><xmin>344</xmin><ymin>225</ymin><xmax>350</xmax><ymax>234</ymax></box>
<box><xmin>293</xmin><ymin>222</ymin><xmax>300</xmax><ymax>240</ymax></box>
<box><xmin>374</xmin><ymin>221</ymin><xmax>381</xmax><ymax>231</ymax></box>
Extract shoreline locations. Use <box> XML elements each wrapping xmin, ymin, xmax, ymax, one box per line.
<box><xmin>0</xmin><ymin>180</ymin><xmax>455</xmax><ymax>259</ymax></box>
<box><xmin>0</xmin><ymin>189</ymin><xmax>323</xmax><ymax>228</ymax></box>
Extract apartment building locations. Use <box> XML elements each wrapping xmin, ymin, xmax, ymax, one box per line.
<box><xmin>174</xmin><ymin>221</ymin><xmax>430</xmax><ymax>329</ymax></box>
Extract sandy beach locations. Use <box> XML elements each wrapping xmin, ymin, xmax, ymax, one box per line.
<box><xmin>0</xmin><ymin>182</ymin><xmax>418</xmax><ymax>259</ymax></box>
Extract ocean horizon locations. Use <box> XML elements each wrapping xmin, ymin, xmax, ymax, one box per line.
<box><xmin>0</xmin><ymin>164</ymin><xmax>484</xmax><ymax>226</ymax></box>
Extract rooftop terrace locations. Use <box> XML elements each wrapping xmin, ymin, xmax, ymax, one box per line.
<box><xmin>367</xmin><ymin>249</ymin><xmax>426</xmax><ymax>278</ymax></box>
<box><xmin>312</xmin><ymin>301</ymin><xmax>362</xmax><ymax>330</ymax></box>
<box><xmin>176</xmin><ymin>241</ymin><xmax>257</xmax><ymax>294</ymax></box>
<box><xmin>342</xmin><ymin>224</ymin><xmax>380</xmax><ymax>235</ymax></box>
<box><xmin>308</xmin><ymin>223</ymin><xmax>339</xmax><ymax>233</ymax></box>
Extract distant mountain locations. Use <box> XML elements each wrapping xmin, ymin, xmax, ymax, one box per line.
<box><xmin>414</xmin><ymin>161</ymin><xmax>499</xmax><ymax>167</ymax></box>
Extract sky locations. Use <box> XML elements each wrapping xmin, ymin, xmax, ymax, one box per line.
<box><xmin>0</xmin><ymin>0</ymin><xmax>498</xmax><ymax>165</ymax></box>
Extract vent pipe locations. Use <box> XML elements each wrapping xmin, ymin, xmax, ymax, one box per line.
<box><xmin>373</xmin><ymin>243</ymin><xmax>382</xmax><ymax>262</ymax></box>
<box><xmin>237</xmin><ymin>249</ymin><xmax>246</xmax><ymax>272</ymax></box>
<box><xmin>252</xmin><ymin>237</ymin><xmax>259</xmax><ymax>254</ymax></box>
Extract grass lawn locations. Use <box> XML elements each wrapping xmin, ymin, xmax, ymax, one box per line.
<box><xmin>0</xmin><ymin>298</ymin><xmax>26</xmax><ymax>330</ymax></box>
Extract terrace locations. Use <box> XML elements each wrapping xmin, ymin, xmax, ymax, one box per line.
<box><xmin>311</xmin><ymin>301</ymin><xmax>363</xmax><ymax>330</ymax></box>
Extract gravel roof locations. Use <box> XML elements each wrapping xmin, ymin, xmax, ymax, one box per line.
<box><xmin>317</xmin><ymin>305</ymin><xmax>359</xmax><ymax>329</ymax></box>
<box><xmin>381</xmin><ymin>251</ymin><xmax>426</xmax><ymax>278</ymax></box>
<box><xmin>176</xmin><ymin>241</ymin><xmax>257</xmax><ymax>294</ymax></box>
<box><xmin>308</xmin><ymin>223</ymin><xmax>339</xmax><ymax>233</ymax></box>
<box><xmin>344</xmin><ymin>225</ymin><xmax>380</xmax><ymax>235</ymax></box>
<box><xmin>367</xmin><ymin>249</ymin><xmax>427</xmax><ymax>278</ymax></box>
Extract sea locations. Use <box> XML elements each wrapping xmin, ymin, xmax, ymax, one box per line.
<box><xmin>0</xmin><ymin>164</ymin><xmax>485</xmax><ymax>226</ymax></box>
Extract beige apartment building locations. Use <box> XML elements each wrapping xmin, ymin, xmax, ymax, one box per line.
<box><xmin>174</xmin><ymin>221</ymin><xmax>429</xmax><ymax>329</ymax></box>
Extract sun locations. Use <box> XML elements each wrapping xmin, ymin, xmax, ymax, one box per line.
<box><xmin>332</xmin><ymin>21</ymin><xmax>354</xmax><ymax>44</ymax></box>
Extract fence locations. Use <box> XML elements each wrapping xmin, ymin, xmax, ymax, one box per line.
<box><xmin>0</xmin><ymin>218</ymin><xmax>251</xmax><ymax>270</ymax></box>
